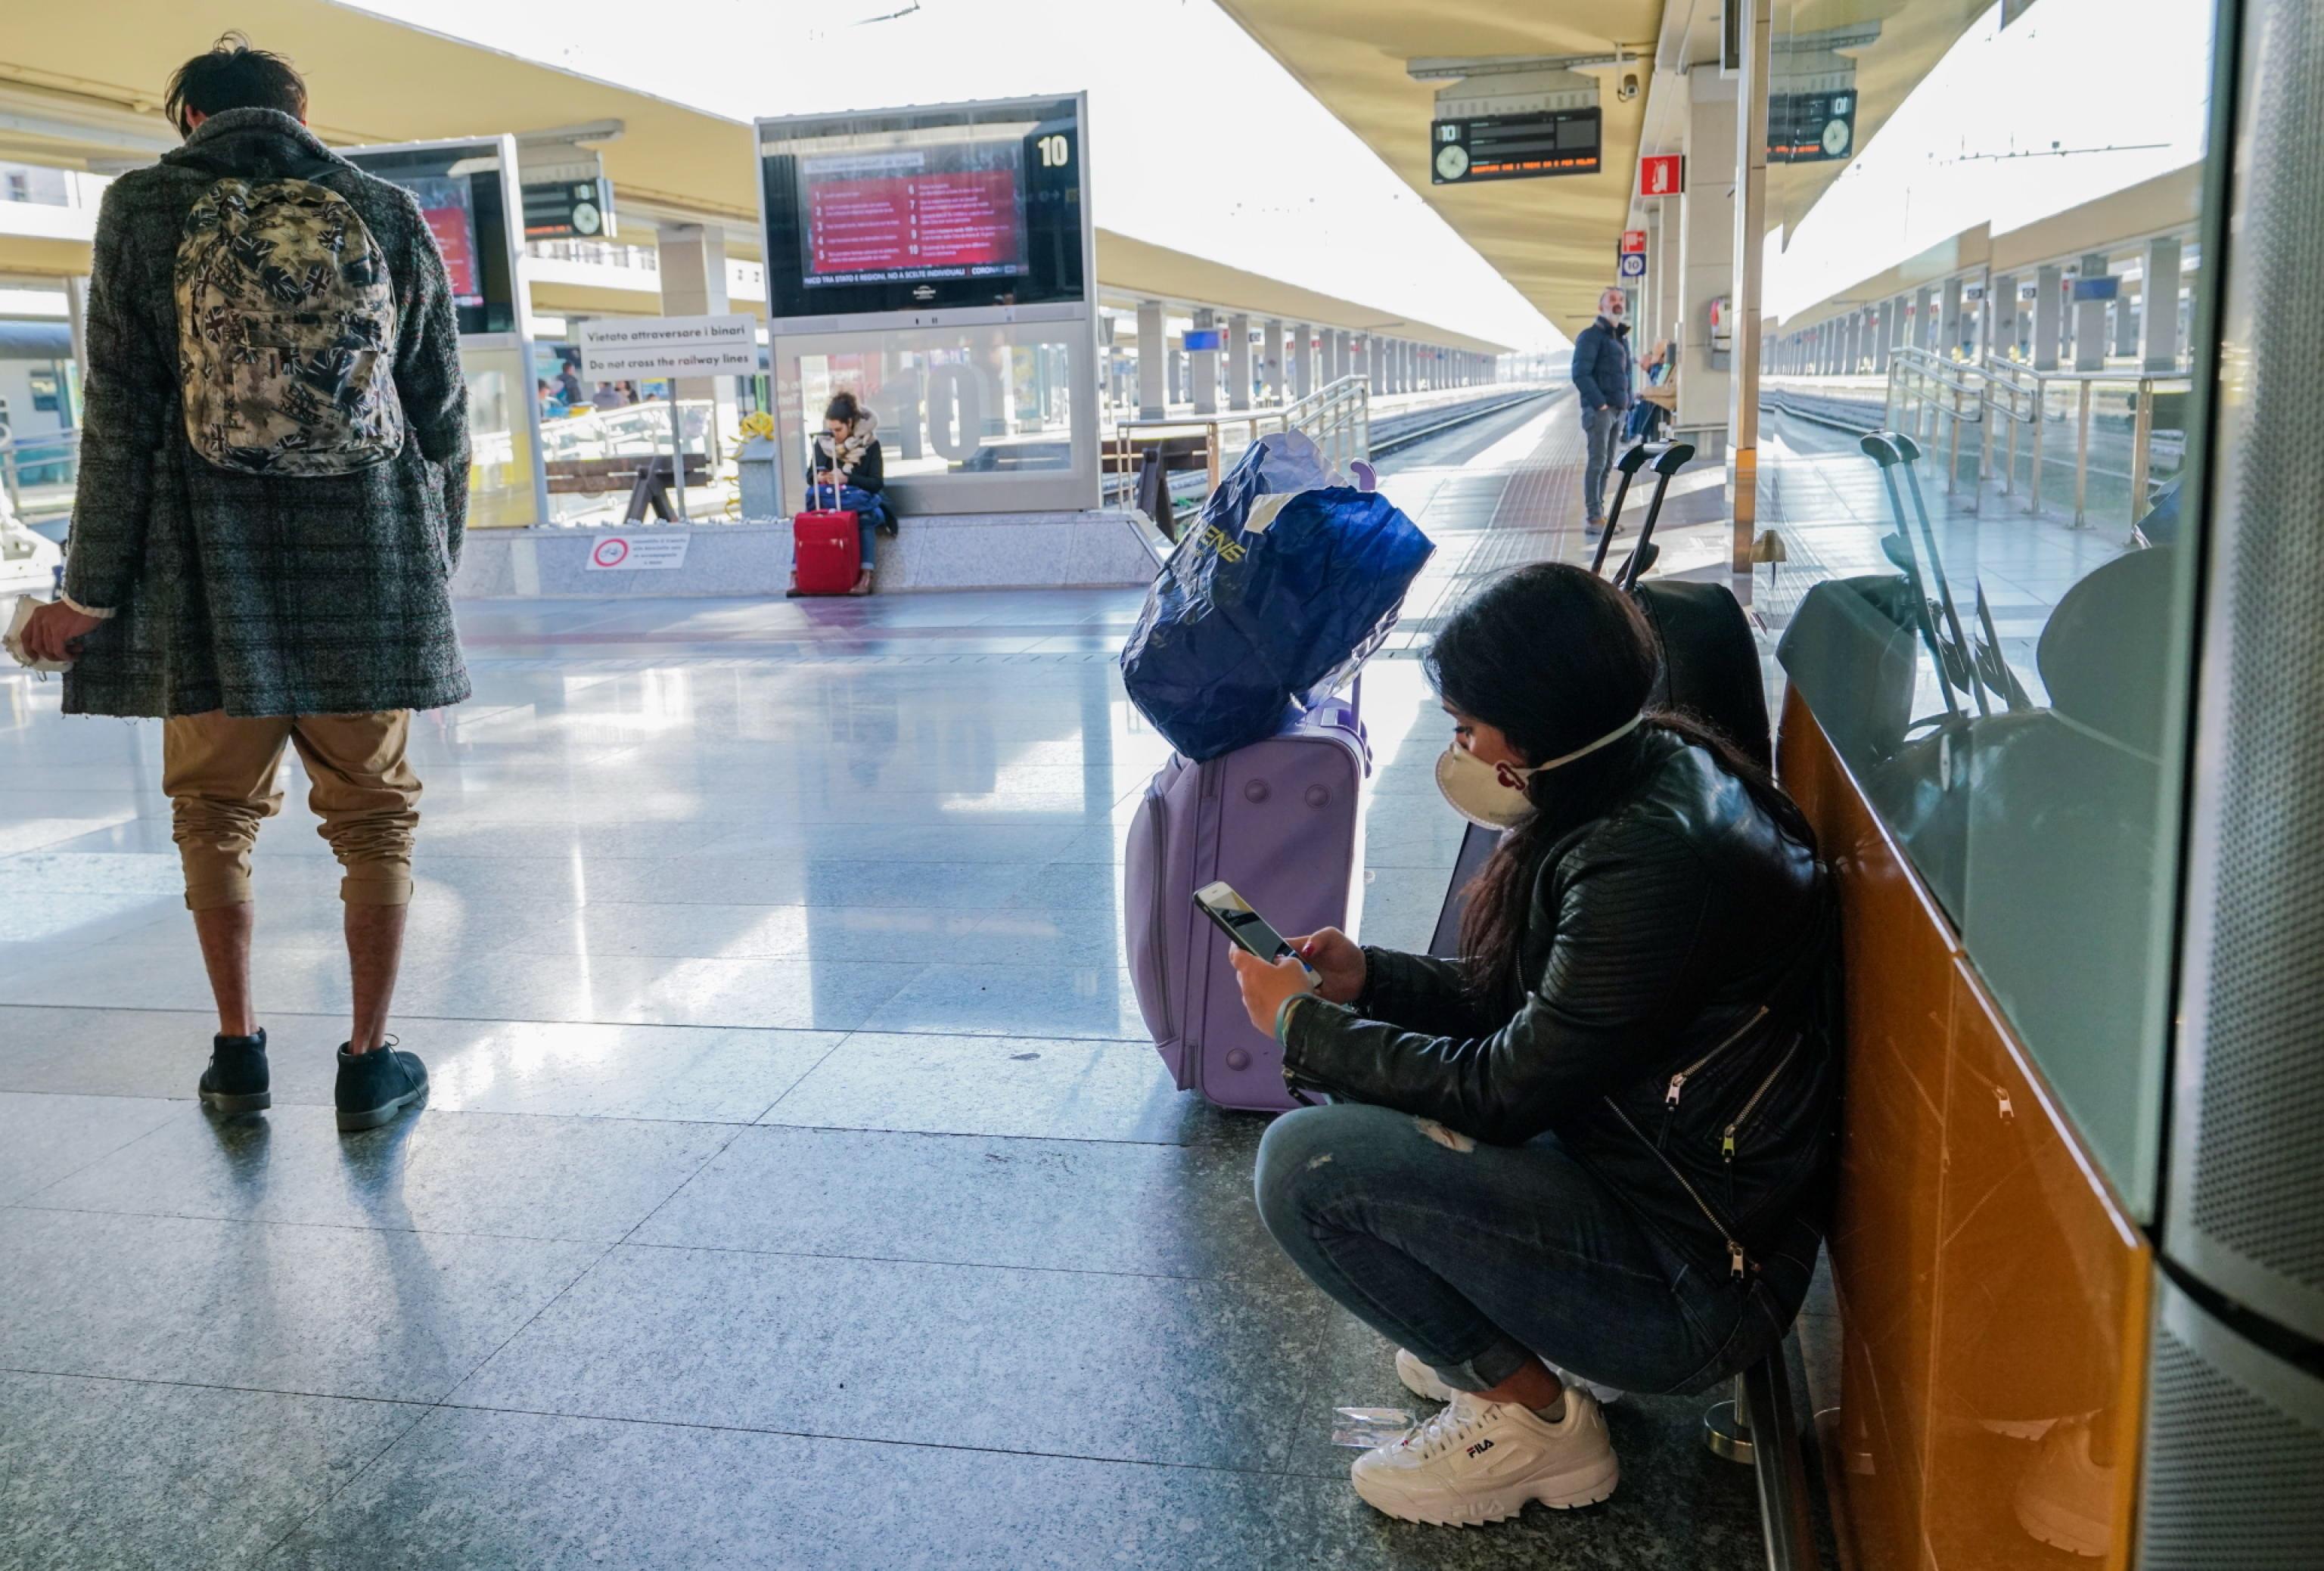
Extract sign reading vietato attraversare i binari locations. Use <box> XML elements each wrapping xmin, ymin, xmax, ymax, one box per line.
<box><xmin>579</xmin><ymin>315</ymin><xmax>760</xmax><ymax>380</ymax></box>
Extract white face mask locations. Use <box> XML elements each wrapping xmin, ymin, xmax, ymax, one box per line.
<box><xmin>1433</xmin><ymin>715</ymin><xmax>1647</xmax><ymax>828</ymax></box>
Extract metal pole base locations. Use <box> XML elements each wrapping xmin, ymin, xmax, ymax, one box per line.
<box><xmin>1704</xmin><ymin>1394</ymin><xmax>1756</xmax><ymax>1464</ymax></box>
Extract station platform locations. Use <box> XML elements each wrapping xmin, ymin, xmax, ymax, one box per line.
<box><xmin>0</xmin><ymin>395</ymin><xmax>1806</xmax><ymax>1569</ymax></box>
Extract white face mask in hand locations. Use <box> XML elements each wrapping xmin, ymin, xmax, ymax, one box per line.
<box><xmin>5</xmin><ymin>598</ymin><xmax>72</xmax><ymax>674</ymax></box>
<box><xmin>1433</xmin><ymin>714</ymin><xmax>1646</xmax><ymax>829</ymax></box>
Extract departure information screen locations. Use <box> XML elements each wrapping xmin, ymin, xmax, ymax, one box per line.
<box><xmin>340</xmin><ymin>141</ymin><xmax>517</xmax><ymax>334</ymax></box>
<box><xmin>758</xmin><ymin>95</ymin><xmax>1086</xmax><ymax>320</ymax></box>
<box><xmin>800</xmin><ymin>143</ymin><xmax>1028</xmax><ymax>287</ymax></box>
<box><xmin>402</xmin><ymin>175</ymin><xmax>484</xmax><ymax>306</ymax></box>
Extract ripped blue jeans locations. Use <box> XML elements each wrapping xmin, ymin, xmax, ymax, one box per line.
<box><xmin>1254</xmin><ymin>1101</ymin><xmax>1812</xmax><ymax>1396</ymax></box>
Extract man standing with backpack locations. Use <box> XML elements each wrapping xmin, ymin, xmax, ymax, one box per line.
<box><xmin>16</xmin><ymin>36</ymin><xmax>470</xmax><ymax>1132</ymax></box>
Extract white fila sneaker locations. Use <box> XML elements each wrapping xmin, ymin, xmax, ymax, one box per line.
<box><xmin>1394</xmin><ymin>1346</ymin><xmax>1626</xmax><ymax>1407</ymax></box>
<box><xmin>1350</xmin><ymin>1389</ymin><xmax>1620</xmax><ymax>1526</ymax></box>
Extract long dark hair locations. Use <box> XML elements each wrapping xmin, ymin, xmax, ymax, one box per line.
<box><xmin>824</xmin><ymin>390</ymin><xmax>862</xmax><ymax>425</ymax></box>
<box><xmin>1428</xmin><ymin>563</ymin><xmax>1813</xmax><ymax>999</ymax></box>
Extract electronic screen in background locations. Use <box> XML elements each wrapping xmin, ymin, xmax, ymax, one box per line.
<box><xmin>339</xmin><ymin>143</ymin><xmax>520</xmax><ymax>336</ymax></box>
<box><xmin>798</xmin><ymin>141</ymin><xmax>1028</xmax><ymax>288</ymax></box>
<box><xmin>757</xmin><ymin>95</ymin><xmax>1086</xmax><ymax>320</ymax></box>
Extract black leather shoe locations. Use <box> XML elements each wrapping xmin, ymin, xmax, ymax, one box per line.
<box><xmin>334</xmin><ymin>1041</ymin><xmax>427</xmax><ymax>1132</ymax></box>
<box><xmin>198</xmin><ymin>1029</ymin><xmax>272</xmax><ymax>1113</ymax></box>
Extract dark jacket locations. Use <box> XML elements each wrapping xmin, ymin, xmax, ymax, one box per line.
<box><xmin>1570</xmin><ymin>315</ymin><xmax>1632</xmax><ymax>412</ymax></box>
<box><xmin>62</xmin><ymin>108</ymin><xmax>471</xmax><ymax>719</ymax></box>
<box><xmin>1282</xmin><ymin>729</ymin><xmax>1837</xmax><ymax>1283</ymax></box>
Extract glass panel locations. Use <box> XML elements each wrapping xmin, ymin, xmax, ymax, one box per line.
<box><xmin>782</xmin><ymin>320</ymin><xmax>1088</xmax><ymax>508</ymax></box>
<box><xmin>537</xmin><ymin>398</ymin><xmax>719</xmax><ymax>526</ymax></box>
<box><xmin>1760</xmin><ymin>0</ymin><xmax>2219</xmax><ymax>1214</ymax></box>
<box><xmin>456</xmin><ymin>340</ymin><xmax>542</xmax><ymax>529</ymax></box>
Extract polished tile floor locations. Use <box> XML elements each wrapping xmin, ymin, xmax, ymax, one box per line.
<box><xmin>0</xmin><ymin>401</ymin><xmax>1779</xmax><ymax>1569</ymax></box>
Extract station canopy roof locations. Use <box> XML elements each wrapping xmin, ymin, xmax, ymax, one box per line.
<box><xmin>1215</xmin><ymin>0</ymin><xmax>1992</xmax><ymax>340</ymax></box>
<box><xmin>0</xmin><ymin>0</ymin><xmax>1506</xmax><ymax>353</ymax></box>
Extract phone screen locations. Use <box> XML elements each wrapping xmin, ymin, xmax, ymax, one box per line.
<box><xmin>1194</xmin><ymin>880</ymin><xmax>1293</xmax><ymax>962</ymax></box>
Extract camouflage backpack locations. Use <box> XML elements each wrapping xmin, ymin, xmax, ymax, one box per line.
<box><xmin>174</xmin><ymin>175</ymin><xmax>405</xmax><ymax>475</ymax></box>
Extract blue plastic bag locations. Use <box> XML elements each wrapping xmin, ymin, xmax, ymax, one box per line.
<box><xmin>1120</xmin><ymin>433</ymin><xmax>1434</xmax><ymax>761</ymax></box>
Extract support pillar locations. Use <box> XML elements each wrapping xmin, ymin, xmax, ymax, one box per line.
<box><xmin>656</xmin><ymin>223</ymin><xmax>738</xmax><ymax>446</ymax></box>
<box><xmin>2114</xmin><ymin>281</ymin><xmax>2141</xmax><ymax>357</ymax></box>
<box><xmin>2074</xmin><ymin>253</ymin><xmax>2108</xmax><ymax>371</ymax></box>
<box><xmin>1940</xmin><ymin>277</ymin><xmax>1964</xmax><ymax>360</ymax></box>
<box><xmin>2034</xmin><ymin>263</ymin><xmax>2065</xmax><ymax>371</ymax></box>
<box><xmin>1726</xmin><ymin>0</ymin><xmax>1773</xmax><ymax>573</ymax></box>
<box><xmin>1261</xmin><ymin>318</ymin><xmax>1285</xmax><ymax>403</ymax></box>
<box><xmin>2142</xmin><ymin>238</ymin><xmax>2183</xmax><ymax>371</ymax></box>
<box><xmin>1136</xmin><ymin>299</ymin><xmax>1166</xmax><ymax>419</ymax></box>
<box><xmin>1227</xmin><ymin>312</ymin><xmax>1252</xmax><ymax>411</ymax></box>
<box><xmin>1679</xmin><ymin>64</ymin><xmax>1738</xmax><ymax>459</ymax></box>
<box><xmin>1191</xmin><ymin>306</ymin><xmax>1219</xmax><ymax>414</ymax></box>
<box><xmin>1291</xmin><ymin>323</ymin><xmax>1315</xmax><ymax>397</ymax></box>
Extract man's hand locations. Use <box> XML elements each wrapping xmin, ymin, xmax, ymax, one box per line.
<box><xmin>18</xmin><ymin>601</ymin><xmax>101</xmax><ymax>664</ymax></box>
<box><xmin>1229</xmin><ymin>946</ymin><xmax>1318</xmax><ymax>1036</ymax></box>
<box><xmin>1287</xmin><ymin>927</ymin><xmax>1366</xmax><ymax>1004</ymax></box>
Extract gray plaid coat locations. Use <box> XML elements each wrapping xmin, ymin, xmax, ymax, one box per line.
<box><xmin>62</xmin><ymin>108</ymin><xmax>471</xmax><ymax>719</ymax></box>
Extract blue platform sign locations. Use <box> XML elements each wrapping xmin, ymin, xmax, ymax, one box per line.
<box><xmin>1618</xmin><ymin>252</ymin><xmax>1646</xmax><ymax>279</ymax></box>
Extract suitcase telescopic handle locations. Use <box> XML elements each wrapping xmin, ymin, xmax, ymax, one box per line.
<box><xmin>1614</xmin><ymin>441</ymin><xmax>1695</xmax><ymax>590</ymax></box>
<box><xmin>1592</xmin><ymin>442</ymin><xmax>1656</xmax><ymax>576</ymax></box>
<box><xmin>1858</xmin><ymin>432</ymin><xmax>1905</xmax><ymax>468</ymax></box>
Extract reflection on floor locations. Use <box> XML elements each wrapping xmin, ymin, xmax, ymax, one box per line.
<box><xmin>1</xmin><ymin>399</ymin><xmax>1769</xmax><ymax>1568</ymax></box>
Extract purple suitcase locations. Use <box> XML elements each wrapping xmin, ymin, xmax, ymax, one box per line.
<box><xmin>1124</xmin><ymin>690</ymin><xmax>1369</xmax><ymax>1111</ymax></box>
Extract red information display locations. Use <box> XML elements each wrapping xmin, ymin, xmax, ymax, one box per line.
<box><xmin>405</xmin><ymin>174</ymin><xmax>483</xmax><ymax>306</ymax></box>
<box><xmin>799</xmin><ymin>146</ymin><xmax>1028</xmax><ymax>287</ymax></box>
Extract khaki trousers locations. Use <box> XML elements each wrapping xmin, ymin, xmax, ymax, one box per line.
<box><xmin>161</xmin><ymin>710</ymin><xmax>421</xmax><ymax>911</ymax></box>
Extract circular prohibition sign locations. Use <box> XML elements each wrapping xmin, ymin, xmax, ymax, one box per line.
<box><xmin>592</xmin><ymin>538</ymin><xmax>631</xmax><ymax>568</ymax></box>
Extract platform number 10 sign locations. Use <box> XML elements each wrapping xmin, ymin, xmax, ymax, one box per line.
<box><xmin>1036</xmin><ymin>134</ymin><xmax>1071</xmax><ymax>168</ymax></box>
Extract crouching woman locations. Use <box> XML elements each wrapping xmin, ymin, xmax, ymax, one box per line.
<box><xmin>1232</xmin><ymin>563</ymin><xmax>1838</xmax><ymax>1528</ymax></box>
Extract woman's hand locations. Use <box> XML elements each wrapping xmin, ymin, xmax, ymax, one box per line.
<box><xmin>1288</xmin><ymin>927</ymin><xmax>1366</xmax><ymax>1004</ymax></box>
<box><xmin>1229</xmin><ymin>947</ymin><xmax>1317</xmax><ymax>1036</ymax></box>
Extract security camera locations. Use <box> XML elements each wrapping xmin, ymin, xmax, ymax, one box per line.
<box><xmin>1618</xmin><ymin>73</ymin><xmax>1639</xmax><ymax>102</ymax></box>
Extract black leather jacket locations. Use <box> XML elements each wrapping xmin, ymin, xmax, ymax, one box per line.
<box><xmin>1282</xmin><ymin>731</ymin><xmax>1838</xmax><ymax>1283</ymax></box>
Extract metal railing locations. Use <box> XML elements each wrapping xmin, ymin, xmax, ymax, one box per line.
<box><xmin>0</xmin><ymin>427</ymin><xmax>82</xmax><ymax>521</ymax></box>
<box><xmin>1885</xmin><ymin>348</ymin><xmax>1984</xmax><ymax>513</ymax></box>
<box><xmin>1876</xmin><ymin>349</ymin><xmax>2194</xmax><ymax>532</ymax></box>
<box><xmin>1104</xmin><ymin>375</ymin><xmax>1372</xmax><ymax>526</ymax></box>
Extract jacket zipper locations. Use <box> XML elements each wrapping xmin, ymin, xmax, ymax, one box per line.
<box><xmin>1606</xmin><ymin>1098</ymin><xmax>1749</xmax><ymax>1281</ymax></box>
<box><xmin>1721</xmin><ymin>1035</ymin><xmax>1804</xmax><ymax>1163</ymax></box>
<box><xmin>1663</xmin><ymin>1004</ymin><xmax>1771</xmax><ymax>1110</ymax></box>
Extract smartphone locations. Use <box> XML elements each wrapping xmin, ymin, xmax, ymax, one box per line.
<box><xmin>1194</xmin><ymin>880</ymin><xmax>1296</xmax><ymax>964</ymax></box>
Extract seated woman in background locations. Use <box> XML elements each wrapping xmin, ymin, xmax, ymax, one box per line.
<box><xmin>812</xmin><ymin>390</ymin><xmax>897</xmax><ymax>596</ymax></box>
<box><xmin>1230</xmin><ymin>563</ymin><xmax>1837</xmax><ymax>1529</ymax></box>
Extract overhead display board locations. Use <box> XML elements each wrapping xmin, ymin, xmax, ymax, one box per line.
<box><xmin>1767</xmin><ymin>91</ymin><xmax>1856</xmax><ymax>163</ymax></box>
<box><xmin>757</xmin><ymin>95</ymin><xmax>1087</xmax><ymax>322</ymax></box>
<box><xmin>340</xmin><ymin>138</ymin><xmax>524</xmax><ymax>335</ymax></box>
<box><xmin>1430</xmin><ymin>108</ymin><xmax>1602</xmax><ymax>183</ymax></box>
<box><xmin>754</xmin><ymin>94</ymin><xmax>1099</xmax><ymax>518</ymax></box>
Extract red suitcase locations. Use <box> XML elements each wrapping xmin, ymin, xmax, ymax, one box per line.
<box><xmin>791</xmin><ymin>508</ymin><xmax>860</xmax><ymax>596</ymax></box>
